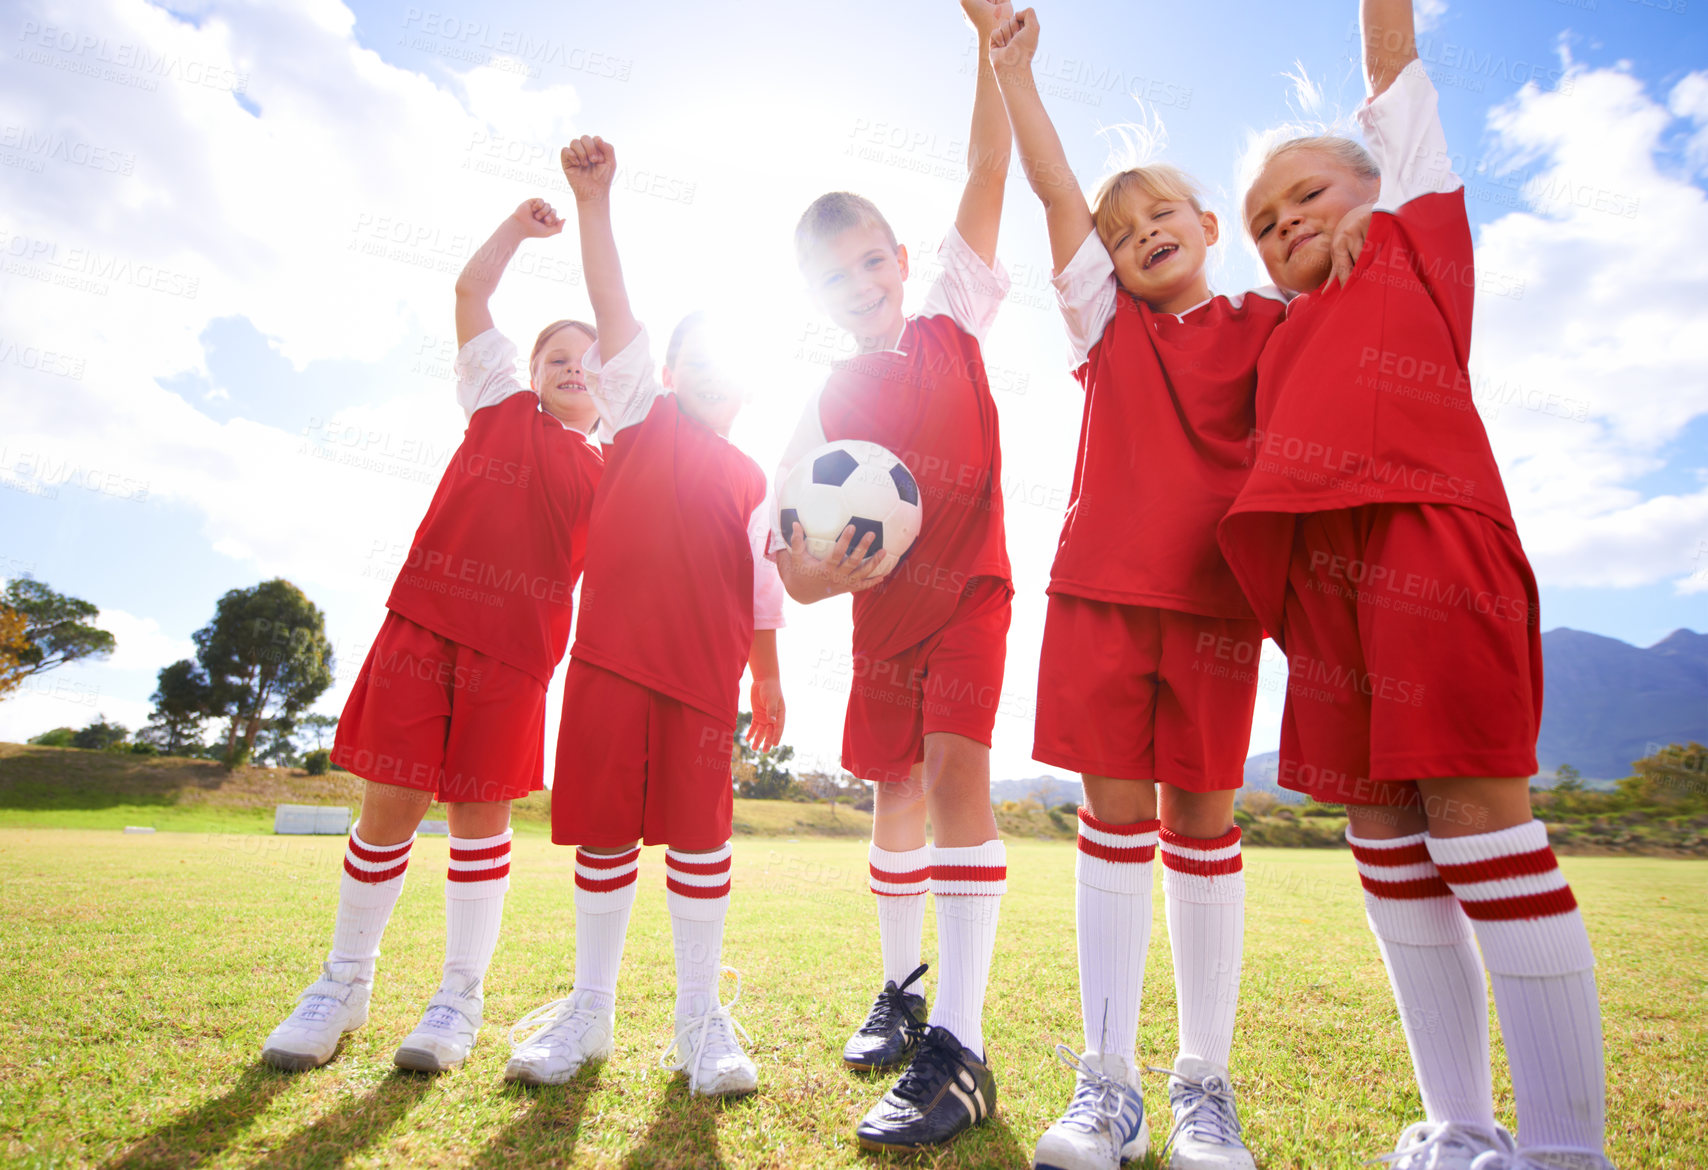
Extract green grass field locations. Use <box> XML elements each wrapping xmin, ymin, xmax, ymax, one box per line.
<box><xmin>1</xmin><ymin>829</ymin><xmax>1701</xmax><ymax>1169</ymax></box>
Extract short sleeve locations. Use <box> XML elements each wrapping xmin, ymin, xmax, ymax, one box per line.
<box><xmin>1051</xmin><ymin>230</ymin><xmax>1119</xmax><ymax>369</ymax></box>
<box><xmin>918</xmin><ymin>224</ymin><xmax>1011</xmax><ymax>345</ymax></box>
<box><xmin>1360</xmin><ymin>58</ymin><xmax>1461</xmax><ymax>212</ymax></box>
<box><xmin>454</xmin><ymin>329</ymin><xmax>532</xmax><ymax>419</ymax></box>
<box><xmin>768</xmin><ymin>389</ymin><xmax>830</xmax><ymax>556</ymax></box>
<box><xmin>749</xmin><ymin>499</ymin><xmax>786</xmax><ymax>630</ymax></box>
<box><xmin>582</xmin><ymin>326</ymin><xmax>666</xmax><ymax>443</ymax></box>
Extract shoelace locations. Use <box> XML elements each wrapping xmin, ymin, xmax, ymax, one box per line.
<box><xmin>857</xmin><ymin>963</ymin><xmax>928</xmax><ymax>1036</ymax></box>
<box><xmin>1370</xmin><ymin>1121</ymin><xmax>1502</xmax><ymax>1168</ymax></box>
<box><xmin>659</xmin><ymin>967</ymin><xmax>751</xmax><ymax>1083</ymax></box>
<box><xmin>1147</xmin><ymin>1063</ymin><xmax>1244</xmax><ymax>1156</ymax></box>
<box><xmin>1053</xmin><ymin>1045</ymin><xmax>1132</xmax><ymax>1132</ymax></box>
<box><xmin>888</xmin><ymin>1018</ymin><xmax>965</xmax><ymax>1106</ymax></box>
<box><xmin>508</xmin><ymin>996</ymin><xmax>598</xmax><ymax>1051</ymax></box>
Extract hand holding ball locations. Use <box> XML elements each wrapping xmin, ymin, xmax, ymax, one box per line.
<box><xmin>777</xmin><ymin>441</ymin><xmax>921</xmax><ymax>581</ymax></box>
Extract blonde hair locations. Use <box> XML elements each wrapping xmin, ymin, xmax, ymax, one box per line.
<box><xmin>1240</xmin><ymin>133</ymin><xmax>1381</xmax><ymax>240</ymax></box>
<box><xmin>794</xmin><ymin>191</ymin><xmax>898</xmax><ymax>265</ymax></box>
<box><xmin>1090</xmin><ymin>164</ymin><xmax>1205</xmax><ymax>249</ymax></box>
<box><xmin>530</xmin><ymin>319</ymin><xmax>597</xmax><ymax>368</ymax></box>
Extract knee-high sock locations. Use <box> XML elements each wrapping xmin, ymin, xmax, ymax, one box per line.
<box><xmin>928</xmin><ymin>839</ymin><xmax>1007</xmax><ymax>1058</ymax></box>
<box><xmin>868</xmin><ymin>842</ymin><xmax>931</xmax><ymax>989</ymax></box>
<box><xmin>573</xmin><ymin>846</ymin><xmax>639</xmax><ymax>1012</ymax></box>
<box><xmin>442</xmin><ymin>828</ymin><xmax>512</xmax><ymax>993</ymax></box>
<box><xmin>1075</xmin><ymin>809</ymin><xmax>1158</xmax><ymax>1067</ymax></box>
<box><xmin>329</xmin><ymin>826</ymin><xmax>413</xmax><ymax>983</ymax></box>
<box><xmin>1428</xmin><ymin>822</ymin><xmax>1605</xmax><ymax>1155</ymax></box>
<box><xmin>1161</xmin><ymin>824</ymin><xmax>1245</xmax><ymax>1071</ymax></box>
<box><xmin>666</xmin><ymin>843</ymin><xmax>732</xmax><ymax>1020</ymax></box>
<box><xmin>1348</xmin><ymin>826</ymin><xmax>1495</xmax><ymax>1129</ymax></box>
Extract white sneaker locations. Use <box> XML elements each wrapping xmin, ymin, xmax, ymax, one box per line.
<box><xmin>393</xmin><ymin>979</ymin><xmax>483</xmax><ymax>1073</ymax></box>
<box><xmin>261</xmin><ymin>960</ymin><xmax>371</xmax><ymax>1071</ymax></box>
<box><xmin>1469</xmin><ymin>1149</ymin><xmax>1615</xmax><ymax>1170</ymax></box>
<box><xmin>1032</xmin><ymin>1046</ymin><xmax>1149</xmax><ymax>1170</ymax></box>
<box><xmin>1377</xmin><ymin>1121</ymin><xmax>1518</xmax><ymax>1169</ymax></box>
<box><xmin>504</xmin><ymin>989</ymin><xmax>616</xmax><ymax>1085</ymax></box>
<box><xmin>1154</xmin><ymin>1056</ymin><xmax>1256</xmax><ymax>1170</ymax></box>
<box><xmin>659</xmin><ymin>967</ymin><xmax>758</xmax><ymax>1098</ymax></box>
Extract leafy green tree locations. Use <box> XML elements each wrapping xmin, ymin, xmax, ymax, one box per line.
<box><xmin>0</xmin><ymin>604</ymin><xmax>32</xmax><ymax>700</ymax></box>
<box><xmin>731</xmin><ymin>711</ymin><xmax>797</xmax><ymax>799</ymax></box>
<box><xmin>140</xmin><ymin>659</ymin><xmax>212</xmax><ymax>756</ymax></box>
<box><xmin>299</xmin><ymin>713</ymin><xmax>339</xmax><ymax>751</ymax></box>
<box><xmin>71</xmin><ymin>716</ymin><xmax>129</xmax><ymax>751</ymax></box>
<box><xmin>192</xmin><ymin>580</ymin><xmax>335</xmax><ymax>767</ymax></box>
<box><xmin>1552</xmin><ymin>763</ymin><xmax>1583</xmax><ymax>792</ymax></box>
<box><xmin>1</xmin><ymin>578</ymin><xmax>116</xmax><ymax>685</ymax></box>
<box><xmin>27</xmin><ymin>727</ymin><xmax>75</xmax><ymax>747</ymax></box>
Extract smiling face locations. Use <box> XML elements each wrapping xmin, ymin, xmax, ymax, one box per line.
<box><xmin>801</xmin><ymin>223</ymin><xmax>910</xmax><ymax>354</ymax></box>
<box><xmin>530</xmin><ymin>325</ymin><xmax>599</xmax><ymax>431</ymax></box>
<box><xmin>1245</xmin><ymin>146</ymin><xmax>1382</xmax><ymax>295</ymax></box>
<box><xmin>1099</xmin><ymin>187</ymin><xmax>1218</xmax><ymax>314</ymax></box>
<box><xmin>663</xmin><ymin>324</ymin><xmax>742</xmax><ymax>436</ymax></box>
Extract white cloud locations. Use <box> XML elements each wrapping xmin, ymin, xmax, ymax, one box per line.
<box><xmin>1468</xmin><ymin>57</ymin><xmax>1708</xmax><ymax>595</ymax></box>
<box><xmin>1414</xmin><ymin>0</ymin><xmax>1448</xmax><ymax>34</ymax></box>
<box><xmin>97</xmin><ymin>608</ymin><xmax>196</xmax><ymax>673</ymax></box>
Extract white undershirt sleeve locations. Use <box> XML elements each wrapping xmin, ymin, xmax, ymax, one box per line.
<box><xmin>1361</xmin><ymin>58</ymin><xmax>1462</xmax><ymax>211</ymax></box>
<box><xmin>1051</xmin><ymin>230</ymin><xmax>1119</xmax><ymax>370</ymax></box>
<box><xmin>454</xmin><ymin>329</ymin><xmax>534</xmax><ymax>420</ymax></box>
<box><xmin>749</xmin><ymin>498</ymin><xmax>786</xmax><ymax>630</ymax></box>
<box><xmin>581</xmin><ymin>326</ymin><xmax>666</xmax><ymax>443</ymax></box>
<box><xmin>917</xmin><ymin>224</ymin><xmax>1012</xmax><ymax>344</ymax></box>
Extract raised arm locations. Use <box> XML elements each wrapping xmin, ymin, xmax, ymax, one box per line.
<box><xmin>561</xmin><ymin>135</ymin><xmax>640</xmax><ymax>357</ymax></box>
<box><xmin>454</xmin><ymin>199</ymin><xmax>563</xmax><ymax>349</ymax></box>
<box><xmin>1360</xmin><ymin>0</ymin><xmax>1417</xmax><ymax>98</ymax></box>
<box><xmin>989</xmin><ymin>9</ymin><xmax>1094</xmax><ymax>275</ymax></box>
<box><xmin>955</xmin><ymin>0</ymin><xmax>1015</xmax><ymax>268</ymax></box>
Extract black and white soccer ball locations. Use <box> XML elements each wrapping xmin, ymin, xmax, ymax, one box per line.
<box><xmin>777</xmin><ymin>440</ymin><xmax>921</xmax><ymax>579</ymax></box>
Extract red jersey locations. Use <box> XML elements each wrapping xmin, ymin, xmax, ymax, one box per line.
<box><xmin>774</xmin><ymin>227</ymin><xmax>1012</xmax><ymax>662</ymax></box>
<box><xmin>386</xmin><ymin>329</ymin><xmax>602</xmax><ymax>688</ymax></box>
<box><xmin>1219</xmin><ymin>61</ymin><xmax>1517</xmax><ymax>640</ymax></box>
<box><xmin>1048</xmin><ymin>230</ymin><xmax>1285</xmax><ymax>619</ymax></box>
<box><xmin>570</xmin><ymin>328</ymin><xmax>773</xmax><ymax>727</ymax></box>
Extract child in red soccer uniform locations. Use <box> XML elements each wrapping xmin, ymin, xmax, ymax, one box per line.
<box><xmin>988</xmin><ymin>10</ymin><xmax>1283</xmax><ymax>1169</ymax></box>
<box><xmin>1221</xmin><ymin>3</ymin><xmax>1612</xmax><ymax>1168</ymax></box>
<box><xmin>501</xmin><ymin>136</ymin><xmax>786</xmax><ymax>1097</ymax></box>
<box><xmin>261</xmin><ymin>198</ymin><xmax>604</xmax><ymax>1075</ymax></box>
<box><xmin>774</xmin><ymin>0</ymin><xmax>1013</xmax><ymax>1151</ymax></box>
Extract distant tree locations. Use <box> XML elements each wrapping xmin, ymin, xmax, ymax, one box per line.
<box><xmin>71</xmin><ymin>715</ymin><xmax>129</xmax><ymax>751</ymax></box>
<box><xmin>192</xmin><ymin>580</ymin><xmax>335</xmax><ymax>768</ymax></box>
<box><xmin>0</xmin><ymin>604</ymin><xmax>32</xmax><ymax>700</ymax></box>
<box><xmin>27</xmin><ymin>727</ymin><xmax>75</xmax><ymax>747</ymax></box>
<box><xmin>1</xmin><ymin>578</ymin><xmax>116</xmax><ymax>686</ymax></box>
<box><xmin>304</xmin><ymin>748</ymin><xmax>332</xmax><ymax>776</ymax></box>
<box><xmin>1552</xmin><ymin>763</ymin><xmax>1583</xmax><ymax>790</ymax></box>
<box><xmin>1621</xmin><ymin>743</ymin><xmax>1708</xmax><ymax>807</ymax></box>
<box><xmin>140</xmin><ymin>659</ymin><xmax>212</xmax><ymax>756</ymax></box>
<box><xmin>252</xmin><ymin>716</ymin><xmax>304</xmax><ymax>767</ymax></box>
<box><xmin>299</xmin><ymin>713</ymin><xmax>339</xmax><ymax>752</ymax></box>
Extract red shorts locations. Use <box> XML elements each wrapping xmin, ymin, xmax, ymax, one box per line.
<box><xmin>843</xmin><ymin>577</ymin><xmax>1013</xmax><ymax>784</ymax></box>
<box><xmin>1034</xmin><ymin>596</ymin><xmax>1262</xmax><ymax>790</ymax></box>
<box><xmin>1277</xmin><ymin>504</ymin><xmax>1542</xmax><ymax>808</ymax></box>
<box><xmin>552</xmin><ymin>659</ymin><xmax>735</xmax><ymax>850</ymax></box>
<box><xmin>331</xmin><ymin>611</ymin><xmax>545</xmax><ymax>802</ymax></box>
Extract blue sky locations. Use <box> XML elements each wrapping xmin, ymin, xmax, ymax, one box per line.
<box><xmin>2</xmin><ymin>0</ymin><xmax>1704</xmax><ymax>781</ymax></box>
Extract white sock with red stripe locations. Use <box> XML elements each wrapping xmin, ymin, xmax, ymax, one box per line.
<box><xmin>869</xmin><ymin>843</ymin><xmax>931</xmax><ymax>988</ymax></box>
<box><xmin>1075</xmin><ymin>809</ymin><xmax>1158</xmax><ymax>1066</ymax></box>
<box><xmin>1161</xmin><ymin>824</ymin><xmax>1245</xmax><ymax>1071</ymax></box>
<box><xmin>442</xmin><ymin>828</ymin><xmax>512</xmax><ymax>992</ymax></box>
<box><xmin>1347</xmin><ymin>826</ymin><xmax>1495</xmax><ymax>1129</ymax></box>
<box><xmin>927</xmin><ymin>839</ymin><xmax>1006</xmax><ymax>1058</ymax></box>
<box><xmin>666</xmin><ymin>843</ymin><xmax>733</xmax><ymax>1019</ymax></box>
<box><xmin>573</xmin><ymin>846</ymin><xmax>640</xmax><ymax>1012</ymax></box>
<box><xmin>330</xmin><ymin>826</ymin><xmax>414</xmax><ymax>982</ymax></box>
<box><xmin>1428</xmin><ymin>821</ymin><xmax>1605</xmax><ymax>1155</ymax></box>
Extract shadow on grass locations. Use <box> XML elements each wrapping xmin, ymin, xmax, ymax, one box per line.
<box><xmin>467</xmin><ymin>1065</ymin><xmax>605</xmax><ymax>1167</ymax></box>
<box><xmin>247</xmin><ymin>1069</ymin><xmax>432</xmax><ymax>1168</ymax></box>
<box><xmin>621</xmin><ymin>1075</ymin><xmax>743</xmax><ymax>1170</ymax></box>
<box><xmin>102</xmin><ymin>1063</ymin><xmax>292</xmax><ymax>1170</ymax></box>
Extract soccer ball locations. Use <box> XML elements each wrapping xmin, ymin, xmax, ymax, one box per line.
<box><xmin>777</xmin><ymin>440</ymin><xmax>921</xmax><ymax>578</ymax></box>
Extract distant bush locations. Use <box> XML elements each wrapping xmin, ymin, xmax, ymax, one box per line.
<box><xmin>27</xmin><ymin>728</ymin><xmax>75</xmax><ymax>748</ymax></box>
<box><xmin>127</xmin><ymin>742</ymin><xmax>158</xmax><ymax>756</ymax></box>
<box><xmin>71</xmin><ymin>718</ymin><xmax>129</xmax><ymax>751</ymax></box>
<box><xmin>304</xmin><ymin>749</ymin><xmax>331</xmax><ymax>776</ymax></box>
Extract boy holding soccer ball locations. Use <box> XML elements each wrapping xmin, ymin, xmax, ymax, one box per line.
<box><xmin>774</xmin><ymin>0</ymin><xmax>1014</xmax><ymax>1151</ymax></box>
<box><xmin>501</xmin><ymin>134</ymin><xmax>786</xmax><ymax>1098</ymax></box>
